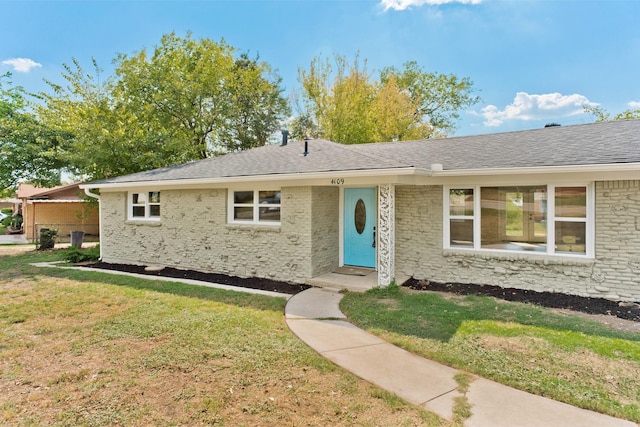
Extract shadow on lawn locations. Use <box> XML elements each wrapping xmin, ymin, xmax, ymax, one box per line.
<box><xmin>341</xmin><ymin>285</ymin><xmax>640</xmax><ymax>343</ymax></box>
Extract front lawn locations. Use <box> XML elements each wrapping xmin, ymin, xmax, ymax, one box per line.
<box><xmin>340</xmin><ymin>285</ymin><xmax>640</xmax><ymax>422</ymax></box>
<box><xmin>0</xmin><ymin>251</ymin><xmax>441</xmax><ymax>426</ymax></box>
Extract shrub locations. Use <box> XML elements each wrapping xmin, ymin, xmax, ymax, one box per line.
<box><xmin>9</xmin><ymin>214</ymin><xmax>23</xmax><ymax>230</ymax></box>
<box><xmin>63</xmin><ymin>245</ymin><xmax>100</xmax><ymax>263</ymax></box>
<box><xmin>38</xmin><ymin>228</ymin><xmax>58</xmax><ymax>250</ymax></box>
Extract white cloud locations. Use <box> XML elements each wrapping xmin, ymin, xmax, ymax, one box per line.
<box><xmin>2</xmin><ymin>57</ymin><xmax>42</xmax><ymax>73</ymax></box>
<box><xmin>480</xmin><ymin>92</ymin><xmax>593</xmax><ymax>127</ymax></box>
<box><xmin>380</xmin><ymin>0</ymin><xmax>481</xmax><ymax>11</ymax></box>
<box><xmin>628</xmin><ymin>101</ymin><xmax>640</xmax><ymax>109</ymax></box>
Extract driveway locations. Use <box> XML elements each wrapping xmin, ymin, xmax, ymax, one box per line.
<box><xmin>0</xmin><ymin>234</ymin><xmax>29</xmax><ymax>245</ymax></box>
<box><xmin>0</xmin><ymin>234</ymin><xmax>33</xmax><ymax>256</ymax></box>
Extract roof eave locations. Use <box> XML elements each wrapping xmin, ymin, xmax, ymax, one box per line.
<box><xmin>79</xmin><ymin>162</ymin><xmax>640</xmax><ymax>191</ymax></box>
<box><xmin>432</xmin><ymin>162</ymin><xmax>640</xmax><ymax>177</ymax></box>
<box><xmin>80</xmin><ymin>167</ymin><xmax>430</xmax><ymax>190</ymax></box>
<box><xmin>24</xmin><ymin>182</ymin><xmax>82</xmax><ymax>199</ymax></box>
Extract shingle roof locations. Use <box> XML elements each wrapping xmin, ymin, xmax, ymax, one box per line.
<box><xmin>91</xmin><ymin>139</ymin><xmax>407</xmax><ymax>185</ymax></box>
<box><xmin>17</xmin><ymin>182</ymin><xmax>83</xmax><ymax>199</ymax></box>
<box><xmin>90</xmin><ymin>119</ymin><xmax>640</xmax><ymax>185</ymax></box>
<box><xmin>354</xmin><ymin>118</ymin><xmax>640</xmax><ymax>169</ymax></box>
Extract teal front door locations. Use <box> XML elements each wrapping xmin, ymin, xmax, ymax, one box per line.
<box><xmin>344</xmin><ymin>188</ymin><xmax>376</xmax><ymax>268</ymax></box>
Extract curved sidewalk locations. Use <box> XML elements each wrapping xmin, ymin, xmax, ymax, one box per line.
<box><xmin>285</xmin><ymin>287</ymin><xmax>637</xmax><ymax>427</ymax></box>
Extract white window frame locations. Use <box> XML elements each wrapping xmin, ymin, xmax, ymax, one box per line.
<box><xmin>128</xmin><ymin>191</ymin><xmax>161</xmax><ymax>221</ymax></box>
<box><xmin>228</xmin><ymin>189</ymin><xmax>281</xmax><ymax>225</ymax></box>
<box><xmin>447</xmin><ymin>188</ymin><xmax>476</xmax><ymax>248</ymax></box>
<box><xmin>443</xmin><ymin>183</ymin><xmax>594</xmax><ymax>258</ymax></box>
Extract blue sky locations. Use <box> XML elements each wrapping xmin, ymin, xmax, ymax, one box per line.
<box><xmin>2</xmin><ymin>0</ymin><xmax>639</xmax><ymax>137</ymax></box>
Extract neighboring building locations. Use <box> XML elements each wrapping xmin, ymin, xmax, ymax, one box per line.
<box><xmin>17</xmin><ymin>183</ymin><xmax>99</xmax><ymax>241</ymax></box>
<box><xmin>82</xmin><ymin>119</ymin><xmax>640</xmax><ymax>301</ymax></box>
<box><xmin>0</xmin><ymin>198</ymin><xmax>18</xmax><ymax>211</ymax></box>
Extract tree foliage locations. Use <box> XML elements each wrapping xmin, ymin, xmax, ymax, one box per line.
<box><xmin>0</xmin><ymin>73</ymin><xmax>68</xmax><ymax>193</ymax></box>
<box><xmin>220</xmin><ymin>53</ymin><xmax>290</xmax><ymax>152</ymax></box>
<box><xmin>112</xmin><ymin>33</ymin><xmax>289</xmax><ymax>159</ymax></box>
<box><xmin>292</xmin><ymin>54</ymin><xmax>479</xmax><ymax>143</ymax></box>
<box><xmin>584</xmin><ymin>104</ymin><xmax>640</xmax><ymax>122</ymax></box>
<box><xmin>38</xmin><ymin>58</ymin><xmax>162</xmax><ymax>180</ymax></box>
<box><xmin>381</xmin><ymin>61</ymin><xmax>478</xmax><ymax>137</ymax></box>
<box><xmin>38</xmin><ymin>33</ymin><xmax>290</xmax><ymax>182</ymax></box>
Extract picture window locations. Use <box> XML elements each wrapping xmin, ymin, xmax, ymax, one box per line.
<box><xmin>445</xmin><ymin>185</ymin><xmax>591</xmax><ymax>256</ymax></box>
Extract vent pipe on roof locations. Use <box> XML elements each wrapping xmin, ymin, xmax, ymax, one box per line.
<box><xmin>544</xmin><ymin>123</ymin><xmax>561</xmax><ymax>128</ymax></box>
<box><xmin>303</xmin><ymin>137</ymin><xmax>309</xmax><ymax>156</ymax></box>
<box><xmin>281</xmin><ymin>129</ymin><xmax>289</xmax><ymax>146</ymax></box>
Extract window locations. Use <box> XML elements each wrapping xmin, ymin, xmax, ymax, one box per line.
<box><xmin>444</xmin><ymin>185</ymin><xmax>591</xmax><ymax>256</ymax></box>
<box><xmin>480</xmin><ymin>186</ymin><xmax>547</xmax><ymax>252</ymax></box>
<box><xmin>230</xmin><ymin>190</ymin><xmax>281</xmax><ymax>224</ymax></box>
<box><xmin>554</xmin><ymin>187</ymin><xmax>586</xmax><ymax>254</ymax></box>
<box><xmin>130</xmin><ymin>191</ymin><xmax>160</xmax><ymax>220</ymax></box>
<box><xmin>449</xmin><ymin>189</ymin><xmax>474</xmax><ymax>248</ymax></box>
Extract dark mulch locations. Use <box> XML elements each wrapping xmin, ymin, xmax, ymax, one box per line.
<box><xmin>84</xmin><ymin>262</ymin><xmax>311</xmax><ymax>295</ymax></box>
<box><xmin>404</xmin><ymin>278</ymin><xmax>640</xmax><ymax>323</ymax></box>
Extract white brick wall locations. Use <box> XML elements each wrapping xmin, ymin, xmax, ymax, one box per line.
<box><xmin>100</xmin><ymin>187</ymin><xmax>338</xmax><ymax>284</ymax></box>
<box><xmin>100</xmin><ymin>181</ymin><xmax>640</xmax><ymax>300</ymax></box>
<box><xmin>395</xmin><ymin>182</ymin><xmax>640</xmax><ymax>301</ymax></box>
<box><xmin>310</xmin><ymin>187</ymin><xmax>340</xmax><ymax>276</ymax></box>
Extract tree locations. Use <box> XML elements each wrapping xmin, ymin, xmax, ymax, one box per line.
<box><xmin>39</xmin><ymin>33</ymin><xmax>290</xmax><ymax>182</ymax></box>
<box><xmin>0</xmin><ymin>73</ymin><xmax>68</xmax><ymax>193</ymax></box>
<box><xmin>292</xmin><ymin>54</ymin><xmax>479</xmax><ymax>143</ymax></box>
<box><xmin>113</xmin><ymin>33</ymin><xmax>289</xmax><ymax>158</ymax></box>
<box><xmin>295</xmin><ymin>54</ymin><xmax>377</xmax><ymax>144</ymax></box>
<box><xmin>371</xmin><ymin>74</ymin><xmax>427</xmax><ymax>141</ymax></box>
<box><xmin>380</xmin><ymin>61</ymin><xmax>478</xmax><ymax>137</ymax></box>
<box><xmin>220</xmin><ymin>53</ymin><xmax>290</xmax><ymax>152</ymax></box>
<box><xmin>39</xmin><ymin>58</ymin><xmax>171</xmax><ymax>181</ymax></box>
<box><xmin>584</xmin><ymin>104</ymin><xmax>640</xmax><ymax>122</ymax></box>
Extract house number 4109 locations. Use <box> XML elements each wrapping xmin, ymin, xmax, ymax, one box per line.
<box><xmin>330</xmin><ymin>178</ymin><xmax>345</xmax><ymax>185</ymax></box>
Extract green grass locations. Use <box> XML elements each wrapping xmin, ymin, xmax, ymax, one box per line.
<box><xmin>341</xmin><ymin>284</ymin><xmax>640</xmax><ymax>422</ymax></box>
<box><xmin>0</xmin><ymin>250</ymin><xmax>441</xmax><ymax>426</ymax></box>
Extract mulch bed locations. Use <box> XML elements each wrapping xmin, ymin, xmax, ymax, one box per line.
<box><xmin>84</xmin><ymin>262</ymin><xmax>311</xmax><ymax>295</ymax></box>
<box><xmin>404</xmin><ymin>278</ymin><xmax>640</xmax><ymax>322</ymax></box>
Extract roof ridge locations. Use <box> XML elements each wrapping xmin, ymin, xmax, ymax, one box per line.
<box><xmin>334</xmin><ymin>140</ymin><xmax>413</xmax><ymax>167</ymax></box>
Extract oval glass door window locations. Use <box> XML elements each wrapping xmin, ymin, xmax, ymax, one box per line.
<box><xmin>354</xmin><ymin>199</ymin><xmax>366</xmax><ymax>234</ymax></box>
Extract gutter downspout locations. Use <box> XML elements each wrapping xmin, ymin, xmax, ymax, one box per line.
<box><xmin>84</xmin><ymin>188</ymin><xmax>103</xmax><ymax>261</ymax></box>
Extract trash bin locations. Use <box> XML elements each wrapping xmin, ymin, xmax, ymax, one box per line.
<box><xmin>70</xmin><ymin>230</ymin><xmax>85</xmax><ymax>248</ymax></box>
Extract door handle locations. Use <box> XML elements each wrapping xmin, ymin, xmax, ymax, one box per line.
<box><xmin>372</xmin><ymin>226</ymin><xmax>376</xmax><ymax>248</ymax></box>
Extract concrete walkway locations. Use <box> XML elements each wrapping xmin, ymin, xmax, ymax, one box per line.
<box><xmin>285</xmin><ymin>287</ymin><xmax>638</xmax><ymax>427</ymax></box>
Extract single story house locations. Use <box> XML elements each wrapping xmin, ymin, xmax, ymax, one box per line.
<box><xmin>17</xmin><ymin>182</ymin><xmax>100</xmax><ymax>241</ymax></box>
<box><xmin>82</xmin><ymin>119</ymin><xmax>640</xmax><ymax>301</ymax></box>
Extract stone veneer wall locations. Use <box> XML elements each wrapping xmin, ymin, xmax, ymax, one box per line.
<box><xmin>593</xmin><ymin>180</ymin><xmax>640</xmax><ymax>300</ymax></box>
<box><xmin>99</xmin><ymin>186</ymin><xmax>321</xmax><ymax>283</ymax></box>
<box><xmin>395</xmin><ymin>181</ymin><xmax>640</xmax><ymax>302</ymax></box>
